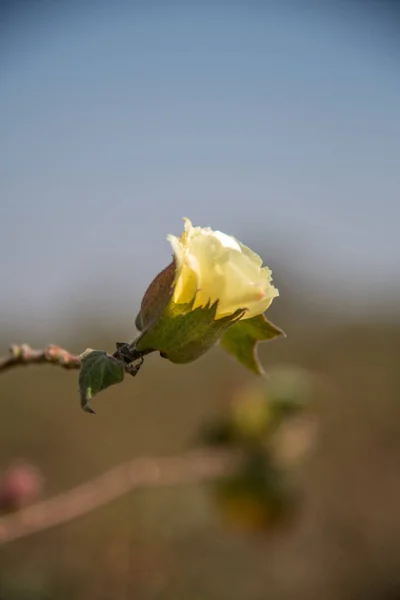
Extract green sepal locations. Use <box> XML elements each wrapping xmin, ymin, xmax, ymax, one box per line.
<box><xmin>220</xmin><ymin>313</ymin><xmax>285</xmax><ymax>375</ymax></box>
<box><xmin>135</xmin><ymin>300</ymin><xmax>244</xmax><ymax>364</ymax></box>
<box><xmin>79</xmin><ymin>349</ymin><xmax>125</xmax><ymax>413</ymax></box>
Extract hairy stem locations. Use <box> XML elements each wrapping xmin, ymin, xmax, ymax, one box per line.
<box><xmin>0</xmin><ymin>344</ymin><xmax>81</xmax><ymax>373</ymax></box>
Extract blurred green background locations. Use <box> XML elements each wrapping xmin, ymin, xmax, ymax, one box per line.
<box><xmin>1</xmin><ymin>2</ymin><xmax>400</xmax><ymax>598</ymax></box>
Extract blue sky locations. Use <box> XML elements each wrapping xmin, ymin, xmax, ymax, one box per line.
<box><xmin>1</xmin><ymin>2</ymin><xmax>399</xmax><ymax>329</ymax></box>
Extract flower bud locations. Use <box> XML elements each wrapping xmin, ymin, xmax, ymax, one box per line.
<box><xmin>133</xmin><ymin>218</ymin><xmax>279</xmax><ymax>365</ymax></box>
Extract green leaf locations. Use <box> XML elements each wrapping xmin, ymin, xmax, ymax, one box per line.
<box><xmin>79</xmin><ymin>349</ymin><xmax>125</xmax><ymax>413</ymax></box>
<box><xmin>219</xmin><ymin>314</ymin><xmax>285</xmax><ymax>375</ymax></box>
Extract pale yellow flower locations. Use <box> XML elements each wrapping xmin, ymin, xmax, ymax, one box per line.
<box><xmin>167</xmin><ymin>218</ymin><xmax>279</xmax><ymax>320</ymax></box>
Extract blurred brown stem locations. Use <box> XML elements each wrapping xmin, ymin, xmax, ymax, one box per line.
<box><xmin>0</xmin><ymin>449</ymin><xmax>237</xmax><ymax>546</ymax></box>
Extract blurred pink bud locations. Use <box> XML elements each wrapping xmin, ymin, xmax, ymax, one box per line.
<box><xmin>0</xmin><ymin>462</ymin><xmax>44</xmax><ymax>512</ymax></box>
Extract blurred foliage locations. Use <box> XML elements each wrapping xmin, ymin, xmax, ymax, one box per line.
<box><xmin>200</xmin><ymin>368</ymin><xmax>314</xmax><ymax>533</ymax></box>
<box><xmin>200</xmin><ymin>366</ymin><xmax>313</xmax><ymax>447</ymax></box>
<box><xmin>214</xmin><ymin>450</ymin><xmax>298</xmax><ymax>533</ymax></box>
<box><xmin>1</xmin><ymin>297</ymin><xmax>400</xmax><ymax>599</ymax></box>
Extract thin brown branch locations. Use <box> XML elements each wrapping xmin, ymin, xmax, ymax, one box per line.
<box><xmin>0</xmin><ymin>344</ymin><xmax>81</xmax><ymax>373</ymax></box>
<box><xmin>0</xmin><ymin>344</ymin><xmax>142</xmax><ymax>377</ymax></box>
<box><xmin>0</xmin><ymin>449</ymin><xmax>237</xmax><ymax>546</ymax></box>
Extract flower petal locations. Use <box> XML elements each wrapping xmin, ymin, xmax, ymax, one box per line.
<box><xmin>168</xmin><ymin>219</ymin><xmax>278</xmax><ymax>320</ymax></box>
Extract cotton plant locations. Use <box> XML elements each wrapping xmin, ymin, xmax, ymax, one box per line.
<box><xmin>79</xmin><ymin>218</ymin><xmax>285</xmax><ymax>412</ymax></box>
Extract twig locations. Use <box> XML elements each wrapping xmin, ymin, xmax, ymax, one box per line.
<box><xmin>0</xmin><ymin>344</ymin><xmax>143</xmax><ymax>377</ymax></box>
<box><xmin>0</xmin><ymin>449</ymin><xmax>237</xmax><ymax>546</ymax></box>
<box><xmin>0</xmin><ymin>344</ymin><xmax>81</xmax><ymax>373</ymax></box>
